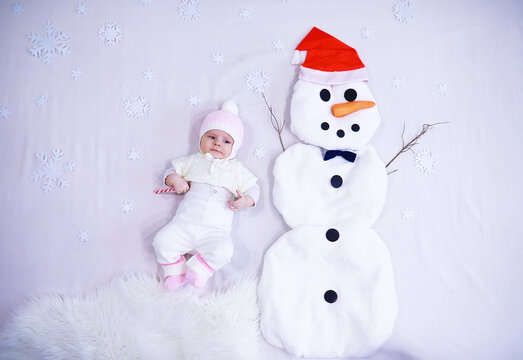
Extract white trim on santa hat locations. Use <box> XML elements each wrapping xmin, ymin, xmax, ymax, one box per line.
<box><xmin>298</xmin><ymin>66</ymin><xmax>369</xmax><ymax>85</ymax></box>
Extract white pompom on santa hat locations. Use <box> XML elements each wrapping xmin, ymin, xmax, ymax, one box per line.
<box><xmin>291</xmin><ymin>27</ymin><xmax>369</xmax><ymax>85</ymax></box>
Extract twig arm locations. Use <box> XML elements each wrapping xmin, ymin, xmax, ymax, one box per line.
<box><xmin>386</xmin><ymin>122</ymin><xmax>448</xmax><ymax>170</ymax></box>
<box><xmin>261</xmin><ymin>93</ymin><xmax>286</xmax><ymax>152</ymax></box>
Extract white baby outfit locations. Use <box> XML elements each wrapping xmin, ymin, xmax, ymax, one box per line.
<box><xmin>153</xmin><ymin>152</ymin><xmax>259</xmax><ymax>282</ymax></box>
<box><xmin>154</xmin><ymin>101</ymin><xmax>260</xmax><ymax>288</ymax></box>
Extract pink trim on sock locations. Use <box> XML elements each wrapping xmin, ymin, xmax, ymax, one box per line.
<box><xmin>195</xmin><ymin>254</ymin><xmax>215</xmax><ymax>274</ymax></box>
<box><xmin>160</xmin><ymin>255</ymin><xmax>185</xmax><ymax>267</ymax></box>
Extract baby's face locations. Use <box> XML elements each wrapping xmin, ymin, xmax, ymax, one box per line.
<box><xmin>200</xmin><ymin>129</ymin><xmax>234</xmax><ymax>159</ymax></box>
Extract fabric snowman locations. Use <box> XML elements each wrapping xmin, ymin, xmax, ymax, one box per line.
<box><xmin>258</xmin><ymin>27</ymin><xmax>398</xmax><ymax>358</ymax></box>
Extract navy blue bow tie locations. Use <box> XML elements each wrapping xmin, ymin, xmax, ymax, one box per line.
<box><xmin>323</xmin><ymin>150</ymin><xmax>357</xmax><ymax>163</ymax></box>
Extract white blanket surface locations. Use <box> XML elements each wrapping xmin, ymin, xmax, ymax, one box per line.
<box><xmin>0</xmin><ymin>272</ymin><xmax>261</xmax><ymax>360</ymax></box>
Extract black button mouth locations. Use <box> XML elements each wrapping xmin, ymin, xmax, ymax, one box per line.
<box><xmin>336</xmin><ymin>129</ymin><xmax>345</xmax><ymax>138</ymax></box>
<box><xmin>351</xmin><ymin>124</ymin><xmax>360</xmax><ymax>132</ymax></box>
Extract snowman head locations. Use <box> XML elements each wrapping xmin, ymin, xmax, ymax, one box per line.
<box><xmin>290</xmin><ymin>27</ymin><xmax>382</xmax><ymax>151</ymax></box>
<box><xmin>290</xmin><ymin>80</ymin><xmax>381</xmax><ymax>151</ymax></box>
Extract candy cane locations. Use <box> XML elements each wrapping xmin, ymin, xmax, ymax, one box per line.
<box><xmin>153</xmin><ymin>188</ymin><xmax>177</xmax><ymax>194</ymax></box>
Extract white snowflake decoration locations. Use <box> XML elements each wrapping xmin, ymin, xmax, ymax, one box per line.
<box><xmin>187</xmin><ymin>94</ymin><xmax>200</xmax><ymax>107</ymax></box>
<box><xmin>121</xmin><ymin>201</ymin><xmax>134</xmax><ymax>214</ymax></box>
<box><xmin>361</xmin><ymin>27</ymin><xmax>374</xmax><ymax>40</ymax></box>
<box><xmin>393</xmin><ymin>0</ymin><xmax>416</xmax><ymax>23</ymax></box>
<box><xmin>76</xmin><ymin>2</ymin><xmax>88</xmax><ymax>15</ymax></box>
<box><xmin>28</xmin><ymin>21</ymin><xmax>71</xmax><ymax>66</ymax></box>
<box><xmin>71</xmin><ymin>68</ymin><xmax>85</xmax><ymax>80</ymax></box>
<box><xmin>0</xmin><ymin>106</ymin><xmax>12</xmax><ymax>119</ymax></box>
<box><xmin>239</xmin><ymin>8</ymin><xmax>252</xmax><ymax>20</ymax></box>
<box><xmin>125</xmin><ymin>95</ymin><xmax>150</xmax><ymax>118</ymax></box>
<box><xmin>77</xmin><ymin>230</ymin><xmax>92</xmax><ymax>243</ymax></box>
<box><xmin>254</xmin><ymin>147</ymin><xmax>266</xmax><ymax>159</ymax></box>
<box><xmin>128</xmin><ymin>149</ymin><xmax>141</xmax><ymax>161</ymax></box>
<box><xmin>401</xmin><ymin>208</ymin><xmax>414</xmax><ymax>221</ymax></box>
<box><xmin>99</xmin><ymin>22</ymin><xmax>122</xmax><ymax>46</ymax></box>
<box><xmin>12</xmin><ymin>3</ymin><xmax>24</xmax><ymax>14</ymax></box>
<box><xmin>178</xmin><ymin>0</ymin><xmax>202</xmax><ymax>21</ymax></box>
<box><xmin>415</xmin><ymin>149</ymin><xmax>438</xmax><ymax>174</ymax></box>
<box><xmin>391</xmin><ymin>75</ymin><xmax>404</xmax><ymax>88</ymax></box>
<box><xmin>272</xmin><ymin>40</ymin><xmax>284</xmax><ymax>52</ymax></box>
<box><xmin>211</xmin><ymin>51</ymin><xmax>224</xmax><ymax>64</ymax></box>
<box><xmin>144</xmin><ymin>69</ymin><xmax>156</xmax><ymax>80</ymax></box>
<box><xmin>246</xmin><ymin>70</ymin><xmax>270</xmax><ymax>94</ymax></box>
<box><xmin>31</xmin><ymin>148</ymin><xmax>75</xmax><ymax>193</ymax></box>
<box><xmin>36</xmin><ymin>96</ymin><xmax>48</xmax><ymax>107</ymax></box>
<box><xmin>141</xmin><ymin>0</ymin><xmax>151</xmax><ymax>5</ymax></box>
<box><xmin>437</xmin><ymin>83</ymin><xmax>448</xmax><ymax>96</ymax></box>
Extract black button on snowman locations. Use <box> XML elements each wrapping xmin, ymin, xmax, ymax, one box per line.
<box><xmin>258</xmin><ymin>27</ymin><xmax>398</xmax><ymax>359</ymax></box>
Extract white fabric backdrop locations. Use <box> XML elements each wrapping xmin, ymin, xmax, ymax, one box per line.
<box><xmin>1</xmin><ymin>0</ymin><xmax>522</xmax><ymax>359</ymax></box>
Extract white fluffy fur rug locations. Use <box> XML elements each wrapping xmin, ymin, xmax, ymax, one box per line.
<box><xmin>0</xmin><ymin>272</ymin><xmax>261</xmax><ymax>360</ymax></box>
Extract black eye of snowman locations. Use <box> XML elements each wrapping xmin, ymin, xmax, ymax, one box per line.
<box><xmin>344</xmin><ymin>89</ymin><xmax>357</xmax><ymax>102</ymax></box>
<box><xmin>320</xmin><ymin>89</ymin><xmax>331</xmax><ymax>102</ymax></box>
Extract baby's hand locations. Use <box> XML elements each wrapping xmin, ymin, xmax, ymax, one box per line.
<box><xmin>165</xmin><ymin>174</ymin><xmax>190</xmax><ymax>194</ymax></box>
<box><xmin>227</xmin><ymin>190</ymin><xmax>255</xmax><ymax>211</ymax></box>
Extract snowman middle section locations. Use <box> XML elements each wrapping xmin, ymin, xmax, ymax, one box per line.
<box><xmin>273</xmin><ymin>142</ymin><xmax>388</xmax><ymax>228</ymax></box>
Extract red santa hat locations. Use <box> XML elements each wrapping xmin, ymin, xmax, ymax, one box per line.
<box><xmin>291</xmin><ymin>27</ymin><xmax>369</xmax><ymax>85</ymax></box>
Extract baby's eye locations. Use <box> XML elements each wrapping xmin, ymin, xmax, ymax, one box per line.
<box><xmin>209</xmin><ymin>135</ymin><xmax>216</xmax><ymax>140</ymax></box>
<box><xmin>225</xmin><ymin>140</ymin><xmax>231</xmax><ymax>144</ymax></box>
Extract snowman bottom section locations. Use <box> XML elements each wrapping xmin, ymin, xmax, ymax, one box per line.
<box><xmin>258</xmin><ymin>226</ymin><xmax>398</xmax><ymax>358</ymax></box>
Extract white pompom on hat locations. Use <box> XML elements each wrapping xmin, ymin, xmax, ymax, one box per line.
<box><xmin>199</xmin><ymin>101</ymin><xmax>244</xmax><ymax>159</ymax></box>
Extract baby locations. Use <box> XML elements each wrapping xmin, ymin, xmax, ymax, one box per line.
<box><xmin>153</xmin><ymin>101</ymin><xmax>260</xmax><ymax>291</ymax></box>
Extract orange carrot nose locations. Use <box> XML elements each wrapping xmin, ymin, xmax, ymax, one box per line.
<box><xmin>331</xmin><ymin>101</ymin><xmax>376</xmax><ymax>117</ymax></box>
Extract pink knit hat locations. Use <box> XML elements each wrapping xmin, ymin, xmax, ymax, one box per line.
<box><xmin>199</xmin><ymin>101</ymin><xmax>244</xmax><ymax>159</ymax></box>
